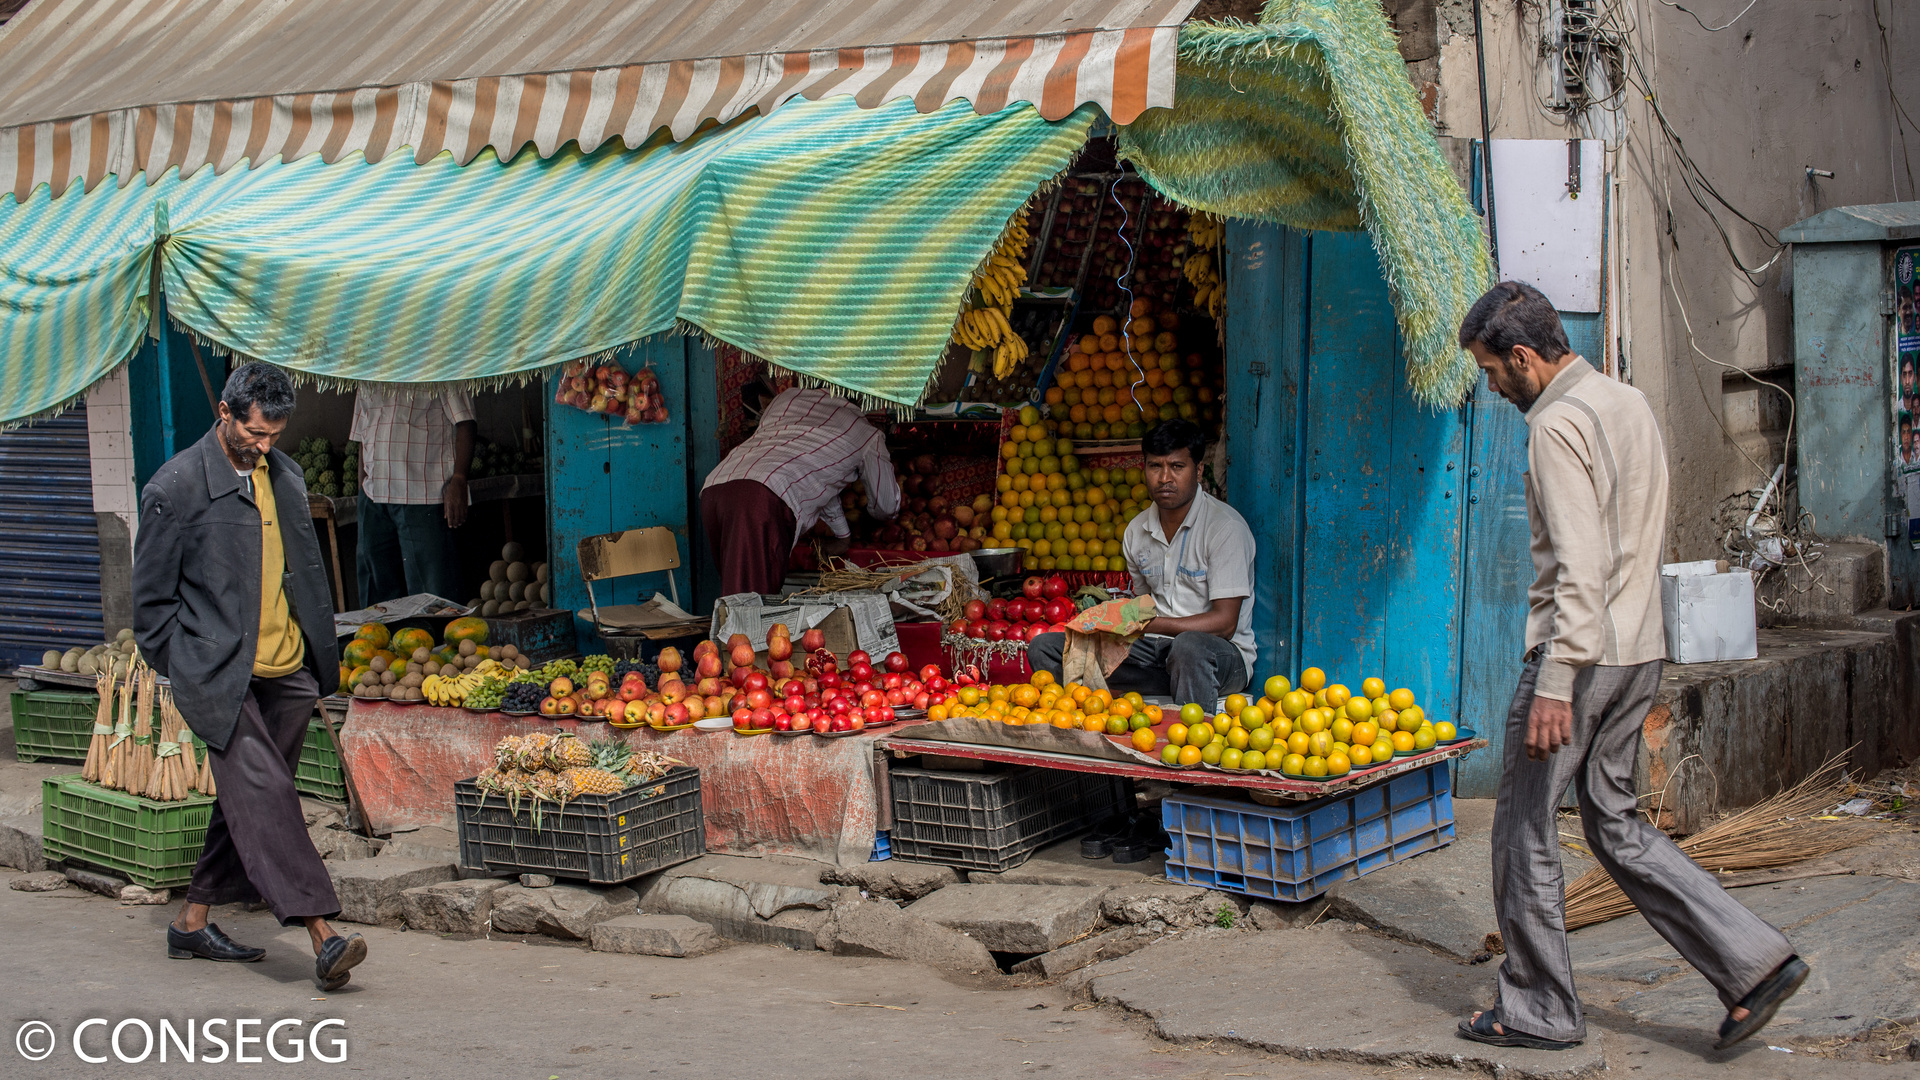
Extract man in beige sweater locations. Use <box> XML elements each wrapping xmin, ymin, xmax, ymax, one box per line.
<box><xmin>1455</xmin><ymin>283</ymin><xmax>1805</xmax><ymax>1053</ymax></box>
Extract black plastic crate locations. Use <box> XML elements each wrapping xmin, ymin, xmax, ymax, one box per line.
<box><xmin>455</xmin><ymin>766</ymin><xmax>704</xmax><ymax>885</ymax></box>
<box><xmin>889</xmin><ymin>765</ymin><xmax>1128</xmax><ymax>872</ymax></box>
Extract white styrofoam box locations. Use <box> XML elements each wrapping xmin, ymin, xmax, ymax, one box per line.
<box><xmin>1660</xmin><ymin>565</ymin><xmax>1757</xmax><ymax>664</ymax></box>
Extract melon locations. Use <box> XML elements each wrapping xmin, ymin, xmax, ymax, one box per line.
<box><xmin>355</xmin><ymin>622</ymin><xmax>391</xmax><ymax>649</ymax></box>
<box><xmin>342</xmin><ymin>638</ymin><xmax>380</xmax><ymax>667</ymax></box>
<box><xmin>347</xmin><ymin>664</ymin><xmax>370</xmax><ymax>687</ymax></box>
<box><xmin>444</xmin><ymin>616</ymin><xmax>488</xmax><ymax>645</ymax></box>
<box><xmin>391</xmin><ymin>627</ymin><xmax>435</xmax><ymax>656</ymax></box>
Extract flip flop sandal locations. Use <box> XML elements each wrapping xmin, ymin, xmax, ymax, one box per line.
<box><xmin>1715</xmin><ymin>955</ymin><xmax>1809</xmax><ymax>1050</ymax></box>
<box><xmin>1456</xmin><ymin>1010</ymin><xmax>1582</xmax><ymax>1051</ymax></box>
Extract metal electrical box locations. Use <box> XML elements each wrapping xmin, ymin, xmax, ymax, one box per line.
<box><xmin>1781</xmin><ymin>202</ymin><xmax>1920</xmax><ymax>606</ymax></box>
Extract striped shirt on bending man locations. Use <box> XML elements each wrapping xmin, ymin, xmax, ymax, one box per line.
<box><xmin>703</xmin><ymin>388</ymin><xmax>901</xmax><ymax>543</ymax></box>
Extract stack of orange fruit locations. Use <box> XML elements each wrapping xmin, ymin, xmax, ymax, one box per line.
<box><xmin>992</xmin><ymin>405</ymin><xmax>1148</xmax><ymax>572</ymax></box>
<box><xmin>1040</xmin><ymin>299</ymin><xmax>1213</xmax><ymax>437</ymax></box>
<box><xmin>929</xmin><ymin>670</ymin><xmax>1161</xmax><ymax>743</ymax></box>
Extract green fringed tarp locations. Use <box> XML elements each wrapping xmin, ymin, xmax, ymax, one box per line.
<box><xmin>1121</xmin><ymin>0</ymin><xmax>1493</xmax><ymax>405</ymax></box>
<box><xmin>0</xmin><ymin>95</ymin><xmax>1094</xmax><ymax>424</ymax></box>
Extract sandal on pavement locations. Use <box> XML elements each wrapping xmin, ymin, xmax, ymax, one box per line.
<box><xmin>1715</xmin><ymin>955</ymin><xmax>1809</xmax><ymax>1050</ymax></box>
<box><xmin>314</xmin><ymin>933</ymin><xmax>367</xmax><ymax>990</ymax></box>
<box><xmin>1456</xmin><ymin>1010</ymin><xmax>1582</xmax><ymax>1051</ymax></box>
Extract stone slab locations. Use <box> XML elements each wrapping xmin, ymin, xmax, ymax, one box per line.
<box><xmin>965</xmin><ymin>836</ymin><xmax>1166</xmax><ymax>887</ymax></box>
<box><xmin>1101</xmin><ymin>883</ymin><xmax>1235</xmax><ymax>931</ymax></box>
<box><xmin>400</xmin><ymin>877</ymin><xmax>512</xmax><ymax>935</ymax></box>
<box><xmin>326</xmin><ymin>857</ymin><xmax>457</xmax><ymax>926</ymax></box>
<box><xmin>1324</xmin><ymin>805</ymin><xmax>1494</xmax><ymax>959</ymax></box>
<box><xmin>656</xmin><ymin>854</ymin><xmax>838</xmax><ymax>918</ymax></box>
<box><xmin>905</xmin><ymin>884</ymin><xmax>1106</xmax><ymax>953</ymax></box>
<box><xmin>591</xmin><ymin>913</ymin><xmax>719</xmax><ymax>957</ymax></box>
<box><xmin>815</xmin><ymin>898</ymin><xmax>995</xmax><ymax>972</ymax></box>
<box><xmin>820</xmin><ymin>861</ymin><xmax>959</xmax><ymax>901</ymax></box>
<box><xmin>489</xmin><ymin>883</ymin><xmax>638</xmax><ymax>940</ymax></box>
<box><xmin>1086</xmin><ymin>927</ymin><xmax>1606</xmax><ymax>1079</ymax></box>
<box><xmin>380</xmin><ymin>824</ymin><xmax>459</xmax><ymax>864</ymax></box>
<box><xmin>0</xmin><ymin>814</ymin><xmax>46</xmax><ymax>871</ymax></box>
<box><xmin>1012</xmin><ymin>926</ymin><xmax>1154</xmax><ymax>979</ymax></box>
<box><xmin>9</xmin><ymin>870</ymin><xmax>68</xmax><ymax>891</ymax></box>
<box><xmin>309</xmin><ymin>824</ymin><xmax>380</xmax><ymax>862</ymax></box>
<box><xmin>640</xmin><ymin>875</ymin><xmax>829</xmax><ymax>950</ymax></box>
<box><xmin>1569</xmin><ymin>874</ymin><xmax>1920</xmax><ymax>1039</ymax></box>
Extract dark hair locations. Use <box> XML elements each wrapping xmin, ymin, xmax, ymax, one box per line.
<box><xmin>1142</xmin><ymin>419</ymin><xmax>1207</xmax><ymax>461</ymax></box>
<box><xmin>1458</xmin><ymin>281</ymin><xmax>1571</xmax><ymax>363</ymax></box>
<box><xmin>221</xmin><ymin>362</ymin><xmax>296</xmax><ymax>422</ymax></box>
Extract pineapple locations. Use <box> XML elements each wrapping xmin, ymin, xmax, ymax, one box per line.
<box><xmin>562</xmin><ymin>766</ymin><xmax>624</xmax><ymax>796</ymax></box>
<box><xmin>528</xmin><ymin>767</ymin><xmax>562</xmax><ymax>802</ymax></box>
<box><xmin>546</xmin><ymin>732</ymin><xmax>594</xmax><ymax>771</ymax></box>
<box><xmin>515</xmin><ymin>733</ymin><xmax>554</xmax><ymax>773</ymax></box>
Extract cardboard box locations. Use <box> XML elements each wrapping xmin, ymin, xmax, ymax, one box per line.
<box><xmin>1660</xmin><ymin>562</ymin><xmax>1757</xmax><ymax>663</ymax></box>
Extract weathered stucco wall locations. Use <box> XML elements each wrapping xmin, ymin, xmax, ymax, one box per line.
<box><xmin>1428</xmin><ymin>0</ymin><xmax>1920</xmax><ymax>560</ymax></box>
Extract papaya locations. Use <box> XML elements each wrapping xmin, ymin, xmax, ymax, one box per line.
<box><xmin>373</xmin><ymin>649</ymin><xmax>398</xmax><ymax>668</ymax></box>
<box><xmin>391</xmin><ymin>627</ymin><xmax>435</xmax><ymax>656</ymax></box>
<box><xmin>443</xmin><ymin>616</ymin><xmax>488</xmax><ymax>646</ymax></box>
<box><xmin>342</xmin><ymin>638</ymin><xmax>380</xmax><ymax>667</ymax></box>
<box><xmin>347</xmin><ymin>664</ymin><xmax>370</xmax><ymax>687</ymax></box>
<box><xmin>354</xmin><ymin>622</ymin><xmax>391</xmax><ymax>649</ymax></box>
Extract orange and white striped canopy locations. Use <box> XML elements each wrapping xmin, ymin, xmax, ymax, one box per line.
<box><xmin>0</xmin><ymin>0</ymin><xmax>1197</xmax><ymax>203</ymax></box>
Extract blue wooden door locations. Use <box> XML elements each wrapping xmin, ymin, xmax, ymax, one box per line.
<box><xmin>1224</xmin><ymin>225</ymin><xmax>1465</xmax><ymax>724</ymax></box>
<box><xmin>546</xmin><ymin>337</ymin><xmax>694</xmax><ymax>652</ymax></box>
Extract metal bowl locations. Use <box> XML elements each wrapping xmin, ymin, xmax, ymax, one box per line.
<box><xmin>969</xmin><ymin>547</ymin><xmax>1025</xmax><ymax>579</ymax></box>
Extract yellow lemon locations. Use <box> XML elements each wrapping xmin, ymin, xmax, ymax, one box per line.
<box><xmin>1434</xmin><ymin>721</ymin><xmax>1458</xmax><ymax>742</ymax></box>
<box><xmin>1264</xmin><ymin>675</ymin><xmax>1291</xmax><ymax>699</ymax></box>
<box><xmin>1241</xmin><ymin>750</ymin><xmax>1268</xmax><ymax>771</ymax></box>
<box><xmin>1221</xmin><ymin>748</ymin><xmax>1244</xmax><ymax>770</ymax></box>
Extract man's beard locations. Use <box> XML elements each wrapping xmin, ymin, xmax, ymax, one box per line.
<box><xmin>1504</xmin><ymin>362</ymin><xmax>1543</xmax><ymax>412</ymax></box>
<box><xmin>221</xmin><ymin>423</ymin><xmax>264</xmax><ymax>469</ymax></box>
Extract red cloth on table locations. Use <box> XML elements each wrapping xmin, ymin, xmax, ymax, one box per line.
<box><xmin>701</xmin><ymin>478</ymin><xmax>796</xmax><ymax>596</ymax></box>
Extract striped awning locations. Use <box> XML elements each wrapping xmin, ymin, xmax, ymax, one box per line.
<box><xmin>0</xmin><ymin>0</ymin><xmax>1196</xmax><ymax>203</ymax></box>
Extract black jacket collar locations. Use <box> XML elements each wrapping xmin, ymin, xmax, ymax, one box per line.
<box><xmin>195</xmin><ymin>424</ymin><xmax>290</xmax><ymax>504</ymax></box>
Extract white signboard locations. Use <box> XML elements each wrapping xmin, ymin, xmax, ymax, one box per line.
<box><xmin>1490</xmin><ymin>139</ymin><xmax>1605</xmax><ymax>312</ymax></box>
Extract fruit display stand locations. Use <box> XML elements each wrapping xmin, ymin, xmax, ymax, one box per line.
<box><xmin>337</xmin><ymin>700</ymin><xmax>894</xmax><ymax>866</ymax></box>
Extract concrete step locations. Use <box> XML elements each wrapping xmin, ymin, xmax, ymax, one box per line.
<box><xmin>1757</xmin><ymin>540</ymin><xmax>1887</xmax><ymax>625</ymax></box>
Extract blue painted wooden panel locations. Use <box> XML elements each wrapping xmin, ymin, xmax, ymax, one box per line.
<box><xmin>546</xmin><ymin>338</ymin><xmax>693</xmax><ymax>653</ymax></box>
<box><xmin>1298</xmin><ymin>230</ymin><xmax>1464</xmax><ymax>724</ymax></box>
<box><xmin>1223</xmin><ymin>221</ymin><xmax>1306</xmax><ymax>686</ymax></box>
<box><xmin>130</xmin><ymin>314</ymin><xmax>220</xmax><ymax>484</ymax></box>
<box><xmin>685</xmin><ymin>339</ymin><xmax>724</xmax><ymax>614</ymax></box>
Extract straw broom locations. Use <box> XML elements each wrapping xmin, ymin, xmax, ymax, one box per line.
<box><xmin>127</xmin><ymin>667</ymin><xmax>157</xmax><ymax>795</ymax></box>
<box><xmin>143</xmin><ymin>690</ymin><xmax>193</xmax><ymax>802</ymax></box>
<box><xmin>1564</xmin><ymin>754</ymin><xmax>1873</xmax><ymax>930</ymax></box>
<box><xmin>100</xmin><ymin>663</ymin><xmax>134</xmax><ymax>792</ymax></box>
<box><xmin>82</xmin><ymin>668</ymin><xmax>114</xmax><ymax>783</ymax></box>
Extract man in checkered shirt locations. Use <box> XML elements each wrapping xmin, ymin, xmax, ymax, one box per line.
<box><xmin>351</xmin><ymin>387</ymin><xmax>477</xmax><ymax>604</ymax></box>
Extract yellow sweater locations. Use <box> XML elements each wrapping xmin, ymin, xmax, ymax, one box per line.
<box><xmin>251</xmin><ymin>461</ymin><xmax>306</xmax><ymax>677</ymax></box>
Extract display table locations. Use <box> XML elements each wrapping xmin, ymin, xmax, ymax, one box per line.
<box><xmin>339</xmin><ymin>700</ymin><xmax>889</xmax><ymax>865</ymax></box>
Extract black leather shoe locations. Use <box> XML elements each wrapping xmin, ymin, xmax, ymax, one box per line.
<box><xmin>167</xmin><ymin>922</ymin><xmax>266</xmax><ymax>963</ymax></box>
<box><xmin>315</xmin><ymin>933</ymin><xmax>367</xmax><ymax>989</ymax></box>
<box><xmin>1081</xmin><ymin>814</ymin><xmax>1132</xmax><ymax>859</ymax></box>
<box><xmin>318</xmin><ymin>971</ymin><xmax>351</xmax><ymax>993</ymax></box>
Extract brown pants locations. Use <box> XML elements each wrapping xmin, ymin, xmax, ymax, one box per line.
<box><xmin>186</xmin><ymin>666</ymin><xmax>340</xmax><ymax>927</ymax></box>
<box><xmin>701</xmin><ymin>478</ymin><xmax>797</xmax><ymax>597</ymax></box>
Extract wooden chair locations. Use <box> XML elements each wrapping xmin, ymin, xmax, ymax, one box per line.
<box><xmin>576</xmin><ymin>526</ymin><xmax>682</xmax><ymax>632</ymax></box>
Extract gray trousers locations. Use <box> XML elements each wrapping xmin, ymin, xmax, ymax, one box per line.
<box><xmin>187</xmin><ymin>667</ymin><xmax>341</xmax><ymax>927</ymax></box>
<box><xmin>356</xmin><ymin>494</ymin><xmax>460</xmax><ymax>606</ymax></box>
<box><xmin>1026</xmin><ymin>631</ymin><xmax>1248</xmax><ymax>706</ymax></box>
<box><xmin>1491</xmin><ymin>657</ymin><xmax>1794</xmax><ymax>1041</ymax></box>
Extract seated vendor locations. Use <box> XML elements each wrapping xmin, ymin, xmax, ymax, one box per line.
<box><xmin>1026</xmin><ymin>419</ymin><xmax>1255</xmax><ymax>707</ymax></box>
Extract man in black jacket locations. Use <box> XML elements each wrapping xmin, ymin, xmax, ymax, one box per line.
<box><xmin>134</xmin><ymin>362</ymin><xmax>366</xmax><ymax>991</ymax></box>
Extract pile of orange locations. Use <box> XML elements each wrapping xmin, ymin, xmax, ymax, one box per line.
<box><xmin>930</xmin><ymin>671</ymin><xmax>1158</xmax><ymax>745</ymax></box>
<box><xmin>1040</xmin><ymin>300</ymin><xmax>1212</xmax><ymax>438</ymax></box>
<box><xmin>993</xmin><ymin>405</ymin><xmax>1149</xmax><ymax>572</ymax></box>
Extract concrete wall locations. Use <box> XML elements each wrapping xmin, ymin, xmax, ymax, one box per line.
<box><xmin>84</xmin><ymin>366</ymin><xmax>138</xmax><ymax>634</ymax></box>
<box><xmin>1427</xmin><ymin>0</ymin><xmax>1920</xmax><ymax>560</ymax></box>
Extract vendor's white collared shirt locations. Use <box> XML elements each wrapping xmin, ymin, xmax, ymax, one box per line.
<box><xmin>1122</xmin><ymin>489</ymin><xmax>1257</xmax><ymax>676</ymax></box>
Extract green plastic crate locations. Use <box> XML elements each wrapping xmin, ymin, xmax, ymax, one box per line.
<box><xmin>11</xmin><ymin>690</ymin><xmax>101</xmax><ymax>764</ymax></box>
<box><xmin>41</xmin><ymin>774</ymin><xmax>215</xmax><ymax>889</ymax></box>
<box><xmin>295</xmin><ymin>718</ymin><xmax>347</xmax><ymax>803</ymax></box>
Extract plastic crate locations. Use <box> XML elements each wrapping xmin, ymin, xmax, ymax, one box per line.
<box><xmin>484</xmin><ymin>610</ymin><xmax>576</xmax><ymax>664</ymax></box>
<box><xmin>869</xmin><ymin>830</ymin><xmax>892</xmax><ymax>861</ymax></box>
<box><xmin>11</xmin><ymin>690</ymin><xmax>100</xmax><ymax>763</ymax></box>
<box><xmin>294</xmin><ymin>718</ymin><xmax>347</xmax><ymax>803</ymax></box>
<box><xmin>1162</xmin><ymin>761</ymin><xmax>1456</xmax><ymax>902</ymax></box>
<box><xmin>40</xmin><ymin>774</ymin><xmax>216</xmax><ymax>889</ymax></box>
<box><xmin>889</xmin><ymin>765</ymin><xmax>1128</xmax><ymax>872</ymax></box>
<box><xmin>455</xmin><ymin>766</ymin><xmax>704</xmax><ymax>885</ymax></box>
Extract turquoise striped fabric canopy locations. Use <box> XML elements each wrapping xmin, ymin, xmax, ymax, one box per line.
<box><xmin>0</xmin><ymin>95</ymin><xmax>1094</xmax><ymax>422</ymax></box>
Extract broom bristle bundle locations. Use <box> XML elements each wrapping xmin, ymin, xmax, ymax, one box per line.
<box><xmin>1564</xmin><ymin>754</ymin><xmax>1874</xmax><ymax>930</ymax></box>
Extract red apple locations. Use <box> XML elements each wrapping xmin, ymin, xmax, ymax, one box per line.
<box><xmin>767</xmin><ymin>622</ymin><xmax>790</xmax><ymax>641</ymax></box>
<box><xmin>618</xmin><ymin>680</ymin><xmax>645</xmax><ymax>702</ymax></box>
<box><xmin>743</xmin><ymin>671</ymin><xmax>769</xmax><ymax>694</ymax></box>
<box><xmin>695</xmin><ymin>652</ymin><xmax>723</xmax><ymax>679</ymax></box>
<box><xmin>731</xmin><ymin>665</ymin><xmax>754</xmax><ymax>686</ymax></box>
<box><xmin>647</xmin><ymin>701</ymin><xmax>668</xmax><ymax>724</ymax></box>
<box><xmin>732</xmin><ymin>707</ymin><xmax>755</xmax><ymax>729</ymax></box>
<box><xmin>539</xmin><ymin>696</ymin><xmax>560</xmax><ymax>716</ymax></box>
<box><xmin>604</xmin><ymin>699</ymin><xmax>630</xmax><ymax>723</ymax></box>
<box><xmin>556</xmin><ymin>696</ymin><xmax>577</xmax><ymax>715</ymax></box>
<box><xmin>656</xmin><ymin>646</ymin><xmax>683</xmax><ymax>673</ymax></box>
<box><xmin>730</xmin><ymin>642</ymin><xmax>756</xmax><ymax>668</ymax></box>
<box><xmin>693</xmin><ymin>639</ymin><xmax>719</xmax><ymax>660</ymax></box>
<box><xmin>695</xmin><ymin>676</ymin><xmax>724</xmax><ymax>698</ymax></box>
<box><xmin>665</xmin><ymin>702</ymin><xmax>691</xmax><ymax>725</ymax></box>
<box><xmin>658</xmin><ymin>678</ymin><xmax>686</xmax><ymax>703</ymax></box>
<box><xmin>801</xmin><ymin>628</ymin><xmax>826</xmax><ymax>652</ymax></box>
<box><xmin>767</xmin><ymin>635</ymin><xmax>793</xmax><ymax>662</ymax></box>
<box><xmin>769</xmin><ymin>658</ymin><xmax>793</xmax><ymax>679</ymax></box>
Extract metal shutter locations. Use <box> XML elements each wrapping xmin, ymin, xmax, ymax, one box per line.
<box><xmin>0</xmin><ymin>404</ymin><xmax>103</xmax><ymax>667</ymax></box>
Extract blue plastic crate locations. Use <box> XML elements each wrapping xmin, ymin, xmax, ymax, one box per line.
<box><xmin>870</xmin><ymin>830</ymin><xmax>893</xmax><ymax>862</ymax></box>
<box><xmin>1161</xmin><ymin>761</ymin><xmax>1455</xmax><ymax>901</ymax></box>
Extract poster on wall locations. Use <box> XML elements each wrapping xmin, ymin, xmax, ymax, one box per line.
<box><xmin>1896</xmin><ymin>247</ymin><xmax>1920</xmax><ymax>548</ymax></box>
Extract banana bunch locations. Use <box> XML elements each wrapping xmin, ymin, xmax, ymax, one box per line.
<box><xmin>424</xmin><ymin>659</ymin><xmax>509</xmax><ymax>706</ymax></box>
<box><xmin>1185</xmin><ymin>213</ymin><xmax>1224</xmax><ymax>318</ymax></box>
<box><xmin>952</xmin><ymin>305</ymin><xmax>1030</xmax><ymax>377</ymax></box>
<box><xmin>951</xmin><ymin>215</ymin><xmax>1034</xmax><ymax>378</ymax></box>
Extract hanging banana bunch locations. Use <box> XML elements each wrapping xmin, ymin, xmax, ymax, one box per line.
<box><xmin>951</xmin><ymin>216</ymin><xmax>1033</xmax><ymax>379</ymax></box>
<box><xmin>1185</xmin><ymin>212</ymin><xmax>1224</xmax><ymax>318</ymax></box>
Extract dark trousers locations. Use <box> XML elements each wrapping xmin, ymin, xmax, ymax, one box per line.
<box><xmin>1026</xmin><ymin>631</ymin><xmax>1249</xmax><ymax>707</ymax></box>
<box><xmin>701</xmin><ymin>479</ymin><xmax>797</xmax><ymax>597</ymax></box>
<box><xmin>356</xmin><ymin>494</ymin><xmax>459</xmax><ymax>605</ymax></box>
<box><xmin>1490</xmin><ymin>658</ymin><xmax>1794</xmax><ymax>1041</ymax></box>
<box><xmin>186</xmin><ymin>667</ymin><xmax>340</xmax><ymax>927</ymax></box>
